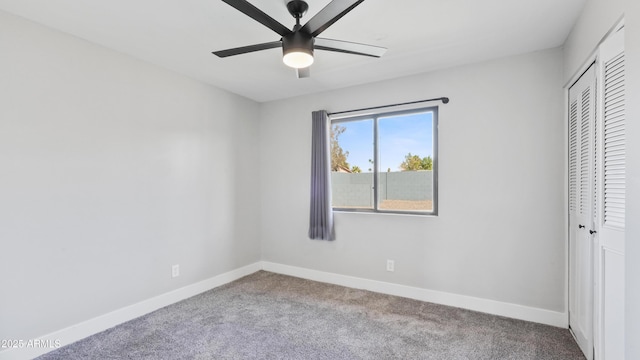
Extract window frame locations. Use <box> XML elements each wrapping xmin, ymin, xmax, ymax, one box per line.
<box><xmin>330</xmin><ymin>105</ymin><xmax>439</xmax><ymax>216</ymax></box>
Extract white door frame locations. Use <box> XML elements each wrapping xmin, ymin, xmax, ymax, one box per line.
<box><xmin>564</xmin><ymin>18</ymin><xmax>626</xmax><ymax>360</ymax></box>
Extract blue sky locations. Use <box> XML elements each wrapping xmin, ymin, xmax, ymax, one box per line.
<box><xmin>336</xmin><ymin>111</ymin><xmax>433</xmax><ymax>172</ymax></box>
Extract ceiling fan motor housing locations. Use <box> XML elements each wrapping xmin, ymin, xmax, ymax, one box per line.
<box><xmin>283</xmin><ymin>31</ymin><xmax>313</xmax><ymax>54</ymax></box>
<box><xmin>282</xmin><ymin>31</ymin><xmax>314</xmax><ymax>67</ymax></box>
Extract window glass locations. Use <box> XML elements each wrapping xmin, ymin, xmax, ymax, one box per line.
<box><xmin>330</xmin><ymin>119</ymin><xmax>373</xmax><ymax>209</ymax></box>
<box><xmin>378</xmin><ymin>112</ymin><xmax>434</xmax><ymax>212</ymax></box>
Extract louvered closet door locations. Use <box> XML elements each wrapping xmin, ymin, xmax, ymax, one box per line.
<box><xmin>595</xmin><ymin>27</ymin><xmax>625</xmax><ymax>360</ymax></box>
<box><xmin>568</xmin><ymin>64</ymin><xmax>596</xmax><ymax>360</ymax></box>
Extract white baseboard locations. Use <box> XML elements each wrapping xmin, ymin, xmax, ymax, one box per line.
<box><xmin>261</xmin><ymin>261</ymin><xmax>568</xmax><ymax>328</ymax></box>
<box><xmin>2</xmin><ymin>260</ymin><xmax>568</xmax><ymax>360</ymax></box>
<box><xmin>0</xmin><ymin>262</ymin><xmax>261</xmax><ymax>360</ymax></box>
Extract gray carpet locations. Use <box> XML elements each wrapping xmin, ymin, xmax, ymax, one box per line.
<box><xmin>37</xmin><ymin>271</ymin><xmax>585</xmax><ymax>359</ymax></box>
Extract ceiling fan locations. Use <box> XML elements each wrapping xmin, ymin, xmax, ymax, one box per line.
<box><xmin>212</xmin><ymin>0</ymin><xmax>387</xmax><ymax>78</ymax></box>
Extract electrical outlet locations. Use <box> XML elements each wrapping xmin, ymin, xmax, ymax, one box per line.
<box><xmin>172</xmin><ymin>264</ymin><xmax>180</xmax><ymax>278</ymax></box>
<box><xmin>386</xmin><ymin>260</ymin><xmax>395</xmax><ymax>272</ymax></box>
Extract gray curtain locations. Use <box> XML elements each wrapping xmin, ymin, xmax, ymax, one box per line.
<box><xmin>309</xmin><ymin>110</ymin><xmax>335</xmax><ymax>240</ymax></box>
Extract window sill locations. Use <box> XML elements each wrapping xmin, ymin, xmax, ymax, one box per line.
<box><xmin>332</xmin><ymin>209</ymin><xmax>438</xmax><ymax>218</ymax></box>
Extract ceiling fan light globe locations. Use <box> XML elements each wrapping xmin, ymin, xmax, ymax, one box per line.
<box><xmin>283</xmin><ymin>51</ymin><xmax>314</xmax><ymax>68</ymax></box>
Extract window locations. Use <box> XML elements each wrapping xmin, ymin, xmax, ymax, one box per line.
<box><xmin>330</xmin><ymin>106</ymin><xmax>438</xmax><ymax>215</ymax></box>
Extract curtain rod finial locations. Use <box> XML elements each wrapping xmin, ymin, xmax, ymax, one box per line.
<box><xmin>442</xmin><ymin>97</ymin><xmax>449</xmax><ymax>104</ymax></box>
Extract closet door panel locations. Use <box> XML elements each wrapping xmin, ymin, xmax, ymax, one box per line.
<box><xmin>568</xmin><ymin>64</ymin><xmax>596</xmax><ymax>360</ymax></box>
<box><xmin>596</xmin><ymin>27</ymin><xmax>625</xmax><ymax>360</ymax></box>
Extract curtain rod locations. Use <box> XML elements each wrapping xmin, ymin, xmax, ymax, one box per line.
<box><xmin>327</xmin><ymin>97</ymin><xmax>449</xmax><ymax>116</ymax></box>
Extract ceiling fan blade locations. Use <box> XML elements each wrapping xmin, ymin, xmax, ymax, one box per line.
<box><xmin>221</xmin><ymin>0</ymin><xmax>292</xmax><ymax>37</ymax></box>
<box><xmin>314</xmin><ymin>38</ymin><xmax>387</xmax><ymax>58</ymax></box>
<box><xmin>212</xmin><ymin>41</ymin><xmax>282</xmax><ymax>58</ymax></box>
<box><xmin>300</xmin><ymin>0</ymin><xmax>365</xmax><ymax>37</ymax></box>
<box><xmin>297</xmin><ymin>67</ymin><xmax>310</xmax><ymax>78</ymax></box>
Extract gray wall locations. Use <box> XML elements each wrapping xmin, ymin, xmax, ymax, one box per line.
<box><xmin>382</xmin><ymin>171</ymin><xmax>433</xmax><ymax>201</ymax></box>
<box><xmin>332</xmin><ymin>171</ymin><xmax>433</xmax><ymax>207</ymax></box>
<box><xmin>259</xmin><ymin>48</ymin><xmax>566</xmax><ymax>313</ymax></box>
<box><xmin>0</xmin><ymin>11</ymin><xmax>261</xmax><ymax>342</ymax></box>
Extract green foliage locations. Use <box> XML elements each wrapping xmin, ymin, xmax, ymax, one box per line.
<box><xmin>400</xmin><ymin>153</ymin><xmax>433</xmax><ymax>171</ymax></box>
<box><xmin>422</xmin><ymin>156</ymin><xmax>433</xmax><ymax>170</ymax></box>
<box><xmin>330</xmin><ymin>125</ymin><xmax>350</xmax><ymax>171</ymax></box>
<box><xmin>350</xmin><ymin>165</ymin><xmax>362</xmax><ymax>173</ymax></box>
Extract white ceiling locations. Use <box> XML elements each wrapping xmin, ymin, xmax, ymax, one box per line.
<box><xmin>0</xmin><ymin>0</ymin><xmax>586</xmax><ymax>102</ymax></box>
